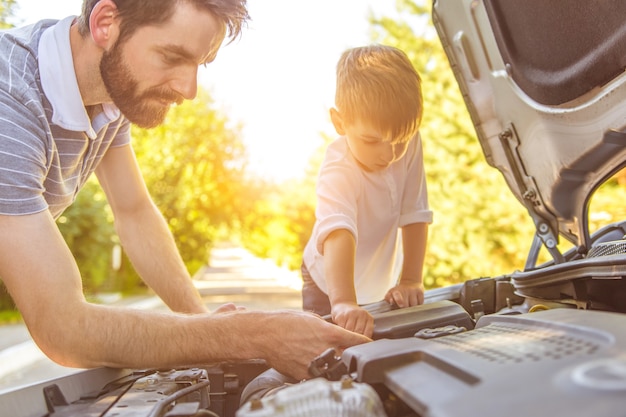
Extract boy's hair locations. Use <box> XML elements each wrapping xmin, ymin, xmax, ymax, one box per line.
<box><xmin>335</xmin><ymin>44</ymin><xmax>423</xmax><ymax>143</ymax></box>
<box><xmin>77</xmin><ymin>0</ymin><xmax>249</xmax><ymax>45</ymax></box>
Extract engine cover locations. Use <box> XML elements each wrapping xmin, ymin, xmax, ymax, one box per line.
<box><xmin>342</xmin><ymin>309</ymin><xmax>626</xmax><ymax>417</ymax></box>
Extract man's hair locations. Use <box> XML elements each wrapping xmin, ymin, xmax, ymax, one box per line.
<box><xmin>335</xmin><ymin>44</ymin><xmax>423</xmax><ymax>143</ymax></box>
<box><xmin>77</xmin><ymin>0</ymin><xmax>249</xmax><ymax>45</ymax></box>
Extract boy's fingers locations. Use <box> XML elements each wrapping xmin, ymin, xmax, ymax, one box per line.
<box><xmin>393</xmin><ymin>290</ymin><xmax>406</xmax><ymax>308</ymax></box>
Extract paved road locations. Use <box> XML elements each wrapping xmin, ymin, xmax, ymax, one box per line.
<box><xmin>0</xmin><ymin>245</ymin><xmax>303</xmax><ymax>393</ymax></box>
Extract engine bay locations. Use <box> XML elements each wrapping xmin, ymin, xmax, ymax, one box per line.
<box><xmin>6</xmin><ymin>279</ymin><xmax>625</xmax><ymax>417</ymax></box>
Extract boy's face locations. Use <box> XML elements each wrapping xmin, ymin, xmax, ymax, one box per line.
<box><xmin>330</xmin><ymin>109</ymin><xmax>409</xmax><ymax>172</ymax></box>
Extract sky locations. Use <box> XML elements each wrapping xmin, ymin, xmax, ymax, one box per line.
<box><xmin>13</xmin><ymin>0</ymin><xmax>397</xmax><ymax>181</ymax></box>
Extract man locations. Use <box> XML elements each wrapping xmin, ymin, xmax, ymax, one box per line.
<box><xmin>0</xmin><ymin>0</ymin><xmax>369</xmax><ymax>381</ymax></box>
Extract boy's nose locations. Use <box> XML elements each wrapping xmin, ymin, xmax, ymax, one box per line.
<box><xmin>382</xmin><ymin>143</ymin><xmax>395</xmax><ymax>162</ymax></box>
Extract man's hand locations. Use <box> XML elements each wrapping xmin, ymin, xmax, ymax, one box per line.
<box><xmin>255</xmin><ymin>310</ymin><xmax>371</xmax><ymax>380</ymax></box>
<box><xmin>330</xmin><ymin>302</ymin><xmax>374</xmax><ymax>338</ymax></box>
<box><xmin>384</xmin><ymin>281</ymin><xmax>425</xmax><ymax>308</ymax></box>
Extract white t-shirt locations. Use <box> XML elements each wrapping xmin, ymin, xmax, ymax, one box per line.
<box><xmin>303</xmin><ymin>133</ymin><xmax>433</xmax><ymax>304</ymax></box>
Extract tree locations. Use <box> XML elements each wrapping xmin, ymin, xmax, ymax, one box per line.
<box><xmin>56</xmin><ymin>179</ymin><xmax>119</xmax><ymax>293</ymax></box>
<box><xmin>131</xmin><ymin>89</ymin><xmax>248</xmax><ymax>275</ymax></box>
<box><xmin>0</xmin><ymin>0</ymin><xmax>16</xmax><ymax>29</ymax></box>
<box><xmin>236</xmin><ymin>132</ymin><xmax>333</xmax><ymax>271</ymax></box>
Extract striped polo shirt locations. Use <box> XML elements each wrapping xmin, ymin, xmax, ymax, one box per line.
<box><xmin>0</xmin><ymin>16</ymin><xmax>131</xmax><ymax>220</ymax></box>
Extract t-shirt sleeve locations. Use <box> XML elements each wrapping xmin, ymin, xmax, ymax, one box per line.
<box><xmin>109</xmin><ymin>117</ymin><xmax>131</xmax><ymax>148</ymax></box>
<box><xmin>0</xmin><ymin>90</ymin><xmax>49</xmax><ymax>216</ymax></box>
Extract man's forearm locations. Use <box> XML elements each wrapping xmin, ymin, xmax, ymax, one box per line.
<box><xmin>42</xmin><ymin>303</ymin><xmax>256</xmax><ymax>369</ymax></box>
<box><xmin>116</xmin><ymin>201</ymin><xmax>207</xmax><ymax>314</ymax></box>
<box><xmin>35</xmin><ymin>300</ymin><xmax>368</xmax><ymax>381</ymax></box>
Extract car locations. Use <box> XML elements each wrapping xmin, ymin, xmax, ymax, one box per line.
<box><xmin>2</xmin><ymin>0</ymin><xmax>626</xmax><ymax>415</ymax></box>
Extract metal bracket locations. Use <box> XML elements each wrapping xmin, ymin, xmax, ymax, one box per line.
<box><xmin>499</xmin><ymin>125</ymin><xmax>564</xmax><ymax>267</ymax></box>
<box><xmin>308</xmin><ymin>348</ymin><xmax>348</xmax><ymax>381</ymax></box>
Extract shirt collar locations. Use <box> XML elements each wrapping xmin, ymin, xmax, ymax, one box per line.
<box><xmin>38</xmin><ymin>16</ymin><xmax>120</xmax><ymax>139</ymax></box>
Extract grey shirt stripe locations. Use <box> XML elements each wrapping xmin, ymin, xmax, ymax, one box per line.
<box><xmin>0</xmin><ymin>18</ymin><xmax>131</xmax><ymax>219</ymax></box>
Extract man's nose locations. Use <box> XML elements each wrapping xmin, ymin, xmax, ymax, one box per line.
<box><xmin>170</xmin><ymin>67</ymin><xmax>198</xmax><ymax>100</ymax></box>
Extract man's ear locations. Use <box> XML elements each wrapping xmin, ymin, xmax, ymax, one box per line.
<box><xmin>329</xmin><ymin>108</ymin><xmax>346</xmax><ymax>136</ymax></box>
<box><xmin>89</xmin><ymin>0</ymin><xmax>120</xmax><ymax>50</ymax></box>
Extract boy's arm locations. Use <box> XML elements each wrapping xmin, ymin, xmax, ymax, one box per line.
<box><xmin>385</xmin><ymin>222</ymin><xmax>429</xmax><ymax>307</ymax></box>
<box><xmin>323</xmin><ymin>229</ymin><xmax>374</xmax><ymax>338</ymax></box>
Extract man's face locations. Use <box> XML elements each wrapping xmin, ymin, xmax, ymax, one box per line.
<box><xmin>100</xmin><ymin>41</ymin><xmax>181</xmax><ymax>128</ymax></box>
<box><xmin>100</xmin><ymin>3</ymin><xmax>226</xmax><ymax>128</ymax></box>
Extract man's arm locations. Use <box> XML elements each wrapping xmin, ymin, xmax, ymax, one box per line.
<box><xmin>95</xmin><ymin>144</ymin><xmax>207</xmax><ymax>314</ymax></box>
<box><xmin>385</xmin><ymin>222</ymin><xmax>429</xmax><ymax>307</ymax></box>
<box><xmin>323</xmin><ymin>229</ymin><xmax>374</xmax><ymax>338</ymax></box>
<box><xmin>0</xmin><ymin>211</ymin><xmax>369</xmax><ymax>380</ymax></box>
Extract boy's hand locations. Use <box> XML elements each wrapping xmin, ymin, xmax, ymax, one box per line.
<box><xmin>384</xmin><ymin>281</ymin><xmax>425</xmax><ymax>308</ymax></box>
<box><xmin>331</xmin><ymin>302</ymin><xmax>374</xmax><ymax>338</ymax></box>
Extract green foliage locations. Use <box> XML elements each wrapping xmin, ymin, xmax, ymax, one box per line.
<box><xmin>0</xmin><ymin>0</ymin><xmax>16</xmax><ymax>29</ymax></box>
<box><xmin>588</xmin><ymin>172</ymin><xmax>626</xmax><ymax>233</ymax></box>
<box><xmin>236</xmin><ymin>132</ymin><xmax>333</xmax><ymax>271</ymax></box>
<box><xmin>57</xmin><ymin>179</ymin><xmax>119</xmax><ymax>292</ymax></box>
<box><xmin>132</xmin><ymin>90</ymin><xmax>248</xmax><ymax>275</ymax></box>
<box><xmin>238</xmin><ymin>179</ymin><xmax>315</xmax><ymax>271</ymax></box>
<box><xmin>0</xmin><ymin>281</ymin><xmax>16</xmax><ymax>311</ymax></box>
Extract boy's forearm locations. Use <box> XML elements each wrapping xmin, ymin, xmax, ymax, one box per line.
<box><xmin>400</xmin><ymin>222</ymin><xmax>429</xmax><ymax>283</ymax></box>
<box><xmin>323</xmin><ymin>229</ymin><xmax>358</xmax><ymax>306</ymax></box>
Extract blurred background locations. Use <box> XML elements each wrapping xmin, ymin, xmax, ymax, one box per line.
<box><xmin>1</xmin><ymin>0</ymin><xmax>625</xmax><ymax>324</ymax></box>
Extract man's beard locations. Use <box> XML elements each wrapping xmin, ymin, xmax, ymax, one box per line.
<box><xmin>100</xmin><ymin>42</ymin><xmax>183</xmax><ymax>129</ymax></box>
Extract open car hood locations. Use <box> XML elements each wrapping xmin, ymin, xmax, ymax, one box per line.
<box><xmin>432</xmin><ymin>0</ymin><xmax>626</xmax><ymax>260</ymax></box>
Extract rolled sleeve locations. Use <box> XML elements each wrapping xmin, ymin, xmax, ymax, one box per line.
<box><xmin>314</xmin><ymin>212</ymin><xmax>357</xmax><ymax>255</ymax></box>
<box><xmin>399</xmin><ymin>209</ymin><xmax>433</xmax><ymax>227</ymax></box>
